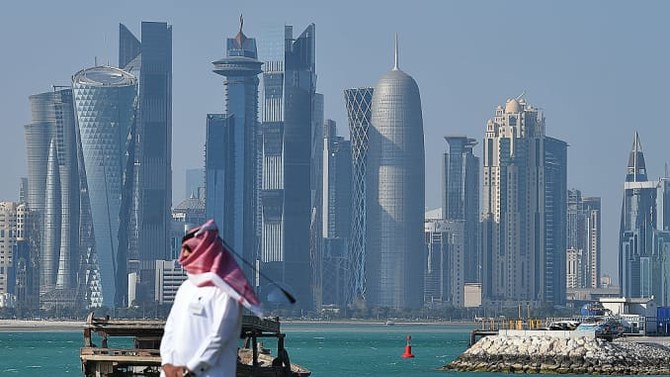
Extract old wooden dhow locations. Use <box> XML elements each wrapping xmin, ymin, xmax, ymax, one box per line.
<box><xmin>80</xmin><ymin>313</ymin><xmax>310</xmax><ymax>377</ymax></box>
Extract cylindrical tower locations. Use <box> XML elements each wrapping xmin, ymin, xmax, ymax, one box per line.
<box><xmin>367</xmin><ymin>37</ymin><xmax>425</xmax><ymax>309</ymax></box>
<box><xmin>344</xmin><ymin>87</ymin><xmax>374</xmax><ymax>305</ymax></box>
<box><xmin>72</xmin><ymin>66</ymin><xmax>137</xmax><ymax>307</ymax></box>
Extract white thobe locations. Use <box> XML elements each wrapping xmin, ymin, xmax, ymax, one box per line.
<box><xmin>160</xmin><ymin>279</ymin><xmax>242</xmax><ymax>377</ymax></box>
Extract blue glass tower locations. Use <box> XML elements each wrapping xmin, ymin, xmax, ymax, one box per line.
<box><xmin>322</xmin><ymin>120</ymin><xmax>352</xmax><ymax>307</ymax></box>
<box><xmin>119</xmin><ymin>22</ymin><xmax>172</xmax><ymax>303</ymax></box>
<box><xmin>443</xmin><ymin>137</ymin><xmax>480</xmax><ymax>285</ymax></box>
<box><xmin>208</xmin><ymin>17</ymin><xmax>262</xmax><ymax>279</ymax></box>
<box><xmin>619</xmin><ymin>132</ymin><xmax>660</xmax><ymax>300</ymax></box>
<box><xmin>73</xmin><ymin>66</ymin><xmax>137</xmax><ymax>307</ymax></box>
<box><xmin>259</xmin><ymin>24</ymin><xmax>317</xmax><ymax>308</ymax></box>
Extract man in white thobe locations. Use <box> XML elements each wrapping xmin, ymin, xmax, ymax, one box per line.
<box><xmin>160</xmin><ymin>220</ymin><xmax>262</xmax><ymax>377</ymax></box>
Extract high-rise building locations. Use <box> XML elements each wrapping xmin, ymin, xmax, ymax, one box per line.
<box><xmin>544</xmin><ymin>136</ymin><xmax>567</xmax><ymax>305</ymax></box>
<box><xmin>424</xmin><ymin>217</ymin><xmax>464</xmax><ymax>307</ymax></box>
<box><xmin>321</xmin><ymin>120</ymin><xmax>352</xmax><ymax>307</ymax></box>
<box><xmin>73</xmin><ymin>66</ymin><xmax>138</xmax><ymax>307</ymax></box>
<box><xmin>566</xmin><ymin>189</ymin><xmax>601</xmax><ymax>289</ymax></box>
<box><xmin>258</xmin><ymin>24</ymin><xmax>317</xmax><ymax>308</ymax></box>
<box><xmin>344</xmin><ymin>87</ymin><xmax>373</xmax><ymax>305</ymax></box>
<box><xmin>481</xmin><ymin>97</ymin><xmax>567</xmax><ymax>307</ymax></box>
<box><xmin>208</xmin><ymin>18</ymin><xmax>262</xmax><ymax>281</ymax></box>
<box><xmin>119</xmin><ymin>22</ymin><xmax>173</xmax><ymax>303</ymax></box>
<box><xmin>204</xmin><ymin>113</ymin><xmax>232</xmax><ymax>230</ymax></box>
<box><xmin>366</xmin><ymin>37</ymin><xmax>425</xmax><ymax>309</ymax></box>
<box><xmin>0</xmin><ymin>202</ymin><xmax>22</xmax><ymax>300</ymax></box>
<box><xmin>442</xmin><ymin>136</ymin><xmax>480</xmax><ymax>284</ymax></box>
<box><xmin>619</xmin><ymin>132</ymin><xmax>663</xmax><ymax>300</ymax></box>
<box><xmin>24</xmin><ymin>88</ymin><xmax>84</xmax><ymax>309</ymax></box>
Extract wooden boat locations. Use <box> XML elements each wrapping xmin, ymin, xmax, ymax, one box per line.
<box><xmin>80</xmin><ymin>313</ymin><xmax>310</xmax><ymax>377</ymax></box>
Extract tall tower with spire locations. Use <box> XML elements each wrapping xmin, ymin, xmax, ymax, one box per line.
<box><xmin>366</xmin><ymin>35</ymin><xmax>425</xmax><ymax>309</ymax></box>
<box><xmin>207</xmin><ymin>16</ymin><xmax>263</xmax><ymax>280</ymax></box>
<box><xmin>619</xmin><ymin>132</ymin><xmax>661</xmax><ymax>299</ymax></box>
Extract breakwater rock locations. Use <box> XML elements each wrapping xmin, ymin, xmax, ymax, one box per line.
<box><xmin>443</xmin><ymin>334</ymin><xmax>670</xmax><ymax>374</ymax></box>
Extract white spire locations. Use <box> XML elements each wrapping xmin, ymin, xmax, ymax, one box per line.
<box><xmin>393</xmin><ymin>33</ymin><xmax>399</xmax><ymax>71</ymax></box>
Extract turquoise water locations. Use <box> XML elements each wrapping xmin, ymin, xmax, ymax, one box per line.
<box><xmin>0</xmin><ymin>322</ymin><xmax>599</xmax><ymax>377</ymax></box>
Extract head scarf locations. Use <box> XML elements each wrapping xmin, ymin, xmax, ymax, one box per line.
<box><xmin>179</xmin><ymin>219</ymin><xmax>262</xmax><ymax>317</ymax></box>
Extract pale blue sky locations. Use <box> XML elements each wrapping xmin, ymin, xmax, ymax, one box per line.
<box><xmin>2</xmin><ymin>0</ymin><xmax>669</xmax><ymax>280</ymax></box>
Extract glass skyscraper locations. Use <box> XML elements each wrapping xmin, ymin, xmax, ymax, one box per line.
<box><xmin>208</xmin><ymin>19</ymin><xmax>262</xmax><ymax>280</ymax></box>
<box><xmin>619</xmin><ymin>132</ymin><xmax>662</xmax><ymax>300</ymax></box>
<box><xmin>366</xmin><ymin>38</ymin><xmax>425</xmax><ymax>309</ymax></box>
<box><xmin>24</xmin><ymin>88</ymin><xmax>87</xmax><ymax>309</ymax></box>
<box><xmin>73</xmin><ymin>66</ymin><xmax>137</xmax><ymax>307</ymax></box>
<box><xmin>442</xmin><ymin>136</ymin><xmax>480</xmax><ymax>285</ymax></box>
<box><xmin>321</xmin><ymin>120</ymin><xmax>352</xmax><ymax>307</ymax></box>
<box><xmin>481</xmin><ymin>97</ymin><xmax>567</xmax><ymax>307</ymax></box>
<box><xmin>344</xmin><ymin>87</ymin><xmax>373</xmax><ymax>305</ymax></box>
<box><xmin>566</xmin><ymin>189</ymin><xmax>601</xmax><ymax>289</ymax></box>
<box><xmin>259</xmin><ymin>24</ymin><xmax>317</xmax><ymax>308</ymax></box>
<box><xmin>119</xmin><ymin>22</ymin><xmax>173</xmax><ymax>303</ymax></box>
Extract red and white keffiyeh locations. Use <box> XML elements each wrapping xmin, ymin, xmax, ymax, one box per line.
<box><xmin>179</xmin><ymin>220</ymin><xmax>262</xmax><ymax>317</ymax></box>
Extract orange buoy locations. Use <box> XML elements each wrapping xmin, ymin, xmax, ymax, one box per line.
<box><xmin>402</xmin><ymin>335</ymin><xmax>415</xmax><ymax>358</ymax></box>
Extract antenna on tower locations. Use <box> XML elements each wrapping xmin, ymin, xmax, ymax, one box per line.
<box><xmin>393</xmin><ymin>33</ymin><xmax>399</xmax><ymax>71</ymax></box>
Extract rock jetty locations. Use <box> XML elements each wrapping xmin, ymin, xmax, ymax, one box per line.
<box><xmin>443</xmin><ymin>334</ymin><xmax>670</xmax><ymax>374</ymax></box>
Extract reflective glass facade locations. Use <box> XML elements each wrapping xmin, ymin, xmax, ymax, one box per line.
<box><xmin>119</xmin><ymin>22</ymin><xmax>173</xmax><ymax>302</ymax></box>
<box><xmin>566</xmin><ymin>189</ymin><xmax>601</xmax><ymax>289</ymax></box>
<box><xmin>367</xmin><ymin>58</ymin><xmax>425</xmax><ymax>309</ymax></box>
<box><xmin>73</xmin><ymin>66</ymin><xmax>137</xmax><ymax>307</ymax></box>
<box><xmin>619</xmin><ymin>133</ymin><xmax>665</xmax><ymax>301</ymax></box>
<box><xmin>259</xmin><ymin>24</ymin><xmax>316</xmax><ymax>308</ymax></box>
<box><xmin>442</xmin><ymin>137</ymin><xmax>480</xmax><ymax>285</ymax></box>
<box><xmin>321</xmin><ymin>120</ymin><xmax>352</xmax><ymax>307</ymax></box>
<box><xmin>25</xmin><ymin>88</ymin><xmax>85</xmax><ymax>308</ymax></box>
<box><xmin>209</xmin><ymin>22</ymin><xmax>262</xmax><ymax>280</ymax></box>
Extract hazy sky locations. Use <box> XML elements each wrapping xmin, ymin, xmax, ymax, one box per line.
<box><xmin>2</xmin><ymin>0</ymin><xmax>669</xmax><ymax>280</ymax></box>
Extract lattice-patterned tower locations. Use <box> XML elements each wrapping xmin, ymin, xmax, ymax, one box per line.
<box><xmin>344</xmin><ymin>87</ymin><xmax>373</xmax><ymax>305</ymax></box>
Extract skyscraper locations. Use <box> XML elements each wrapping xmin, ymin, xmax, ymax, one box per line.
<box><xmin>567</xmin><ymin>189</ymin><xmax>601</xmax><ymax>289</ymax></box>
<box><xmin>424</xmin><ymin>218</ymin><xmax>464</xmax><ymax>306</ymax></box>
<box><xmin>442</xmin><ymin>136</ymin><xmax>480</xmax><ymax>284</ymax></box>
<box><xmin>344</xmin><ymin>87</ymin><xmax>373</xmax><ymax>305</ymax></box>
<box><xmin>119</xmin><ymin>22</ymin><xmax>172</xmax><ymax>302</ymax></box>
<box><xmin>0</xmin><ymin>202</ymin><xmax>22</xmax><ymax>299</ymax></box>
<box><xmin>208</xmin><ymin>18</ymin><xmax>262</xmax><ymax>280</ymax></box>
<box><xmin>204</xmin><ymin>113</ymin><xmax>233</xmax><ymax>233</ymax></box>
<box><xmin>481</xmin><ymin>97</ymin><xmax>567</xmax><ymax>307</ymax></box>
<box><xmin>24</xmin><ymin>88</ymin><xmax>83</xmax><ymax>308</ymax></box>
<box><xmin>544</xmin><ymin>136</ymin><xmax>567</xmax><ymax>305</ymax></box>
<box><xmin>259</xmin><ymin>24</ymin><xmax>317</xmax><ymax>308</ymax></box>
<box><xmin>366</xmin><ymin>37</ymin><xmax>425</xmax><ymax>309</ymax></box>
<box><xmin>73</xmin><ymin>66</ymin><xmax>137</xmax><ymax>307</ymax></box>
<box><xmin>619</xmin><ymin>132</ymin><xmax>661</xmax><ymax>300</ymax></box>
<box><xmin>321</xmin><ymin>120</ymin><xmax>352</xmax><ymax>307</ymax></box>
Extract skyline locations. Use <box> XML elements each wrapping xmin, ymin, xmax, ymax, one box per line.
<box><xmin>3</xmin><ymin>1</ymin><xmax>670</xmax><ymax>281</ymax></box>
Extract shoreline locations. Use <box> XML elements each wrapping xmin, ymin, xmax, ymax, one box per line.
<box><xmin>0</xmin><ymin>318</ymin><xmax>475</xmax><ymax>332</ymax></box>
<box><xmin>0</xmin><ymin>319</ymin><xmax>85</xmax><ymax>332</ymax></box>
<box><xmin>282</xmin><ymin>319</ymin><xmax>475</xmax><ymax>326</ymax></box>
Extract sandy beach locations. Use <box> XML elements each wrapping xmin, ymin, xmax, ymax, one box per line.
<box><xmin>0</xmin><ymin>319</ymin><xmax>84</xmax><ymax>332</ymax></box>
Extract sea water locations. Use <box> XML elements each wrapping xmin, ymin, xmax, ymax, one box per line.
<box><xmin>0</xmin><ymin>322</ymin><xmax>629</xmax><ymax>377</ymax></box>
